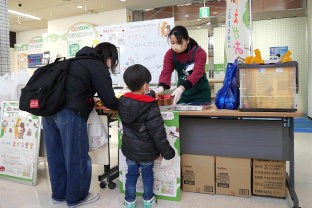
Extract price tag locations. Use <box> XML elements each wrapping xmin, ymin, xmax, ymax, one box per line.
<box><xmin>276</xmin><ymin>68</ymin><xmax>283</xmax><ymax>72</ymax></box>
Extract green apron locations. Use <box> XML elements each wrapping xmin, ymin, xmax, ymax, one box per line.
<box><xmin>173</xmin><ymin>46</ymin><xmax>211</xmax><ymax>104</ymax></box>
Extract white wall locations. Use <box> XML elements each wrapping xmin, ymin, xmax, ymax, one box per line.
<box><xmin>16</xmin><ymin>28</ymin><xmax>48</xmax><ymax>44</ymax></box>
<box><xmin>308</xmin><ymin>0</ymin><xmax>312</xmax><ymax>118</ymax></box>
<box><xmin>48</xmin><ymin>8</ymin><xmax>128</xmax><ymax>33</ymax></box>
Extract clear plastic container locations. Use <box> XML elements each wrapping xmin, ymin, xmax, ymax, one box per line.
<box><xmin>238</xmin><ymin>61</ymin><xmax>298</xmax><ymax>112</ymax></box>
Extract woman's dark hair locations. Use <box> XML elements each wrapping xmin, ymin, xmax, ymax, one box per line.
<box><xmin>168</xmin><ymin>25</ymin><xmax>189</xmax><ymax>44</ymax></box>
<box><xmin>95</xmin><ymin>42</ymin><xmax>119</xmax><ymax>74</ymax></box>
<box><xmin>123</xmin><ymin>64</ymin><xmax>151</xmax><ymax>92</ymax></box>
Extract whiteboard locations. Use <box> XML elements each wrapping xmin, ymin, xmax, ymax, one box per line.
<box><xmin>0</xmin><ymin>101</ymin><xmax>41</xmax><ymax>185</ymax></box>
<box><xmin>98</xmin><ymin>18</ymin><xmax>175</xmax><ymax>84</ymax></box>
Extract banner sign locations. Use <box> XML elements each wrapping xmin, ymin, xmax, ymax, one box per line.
<box><xmin>225</xmin><ymin>0</ymin><xmax>250</xmax><ymax>64</ymax></box>
<box><xmin>42</xmin><ymin>31</ymin><xmax>66</xmax><ymax>42</ymax></box>
<box><xmin>28</xmin><ymin>36</ymin><xmax>43</xmax><ymax>51</ymax></box>
<box><xmin>14</xmin><ymin>43</ymin><xmax>28</xmax><ymax>52</ymax></box>
<box><xmin>66</xmin><ymin>22</ymin><xmax>98</xmax><ymax>41</ymax></box>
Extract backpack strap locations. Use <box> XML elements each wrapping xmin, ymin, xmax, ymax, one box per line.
<box><xmin>63</xmin><ymin>56</ymin><xmax>99</xmax><ymax>101</ymax></box>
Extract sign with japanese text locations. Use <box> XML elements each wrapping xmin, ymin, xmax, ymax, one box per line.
<box><xmin>67</xmin><ymin>40</ymin><xmax>82</xmax><ymax>58</ymax></box>
<box><xmin>27</xmin><ymin>54</ymin><xmax>43</xmax><ymax>68</ymax></box>
<box><xmin>200</xmin><ymin>7</ymin><xmax>210</xmax><ymax>18</ymax></box>
<box><xmin>270</xmin><ymin>46</ymin><xmax>288</xmax><ymax>60</ymax></box>
<box><xmin>0</xmin><ymin>101</ymin><xmax>41</xmax><ymax>185</ymax></box>
<box><xmin>27</xmin><ymin>36</ymin><xmax>43</xmax><ymax>51</ymax></box>
<box><xmin>17</xmin><ymin>53</ymin><xmax>27</xmax><ymax>71</ymax></box>
<box><xmin>225</xmin><ymin>0</ymin><xmax>250</xmax><ymax>64</ymax></box>
<box><xmin>98</xmin><ymin>18</ymin><xmax>174</xmax><ymax>84</ymax></box>
<box><xmin>66</xmin><ymin>22</ymin><xmax>98</xmax><ymax>41</ymax></box>
<box><xmin>118</xmin><ymin>111</ymin><xmax>181</xmax><ymax>201</ymax></box>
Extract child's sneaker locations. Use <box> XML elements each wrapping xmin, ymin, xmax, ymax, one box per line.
<box><xmin>68</xmin><ymin>192</ymin><xmax>100</xmax><ymax>208</ymax></box>
<box><xmin>124</xmin><ymin>199</ymin><xmax>136</xmax><ymax>208</ymax></box>
<box><xmin>143</xmin><ymin>196</ymin><xmax>157</xmax><ymax>208</ymax></box>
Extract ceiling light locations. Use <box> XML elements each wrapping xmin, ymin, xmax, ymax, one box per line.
<box><xmin>222</xmin><ymin>25</ymin><xmax>225</xmax><ymax>27</ymax></box>
<box><xmin>185</xmin><ymin>3</ymin><xmax>192</xmax><ymax>6</ymax></box>
<box><xmin>197</xmin><ymin>19</ymin><xmax>201</xmax><ymax>21</ymax></box>
<box><xmin>185</xmin><ymin>14</ymin><xmax>189</xmax><ymax>18</ymax></box>
<box><xmin>120</xmin><ymin>0</ymin><xmax>126</xmax><ymax>1</ymax></box>
<box><xmin>8</xmin><ymin>10</ymin><xmax>41</xmax><ymax>20</ymax></box>
<box><xmin>213</xmin><ymin>12</ymin><xmax>218</xmax><ymax>14</ymax></box>
<box><xmin>144</xmin><ymin>8</ymin><xmax>154</xmax><ymax>12</ymax></box>
<box><xmin>197</xmin><ymin>26</ymin><xmax>201</xmax><ymax>29</ymax></box>
<box><xmin>77</xmin><ymin>5</ymin><xmax>83</xmax><ymax>8</ymax></box>
<box><xmin>207</xmin><ymin>22</ymin><xmax>211</xmax><ymax>25</ymax></box>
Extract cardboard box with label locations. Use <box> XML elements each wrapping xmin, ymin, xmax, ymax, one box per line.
<box><xmin>253</xmin><ymin>159</ymin><xmax>286</xmax><ymax>198</ymax></box>
<box><xmin>181</xmin><ymin>154</ymin><xmax>215</xmax><ymax>194</ymax></box>
<box><xmin>216</xmin><ymin>157</ymin><xmax>251</xmax><ymax>197</ymax></box>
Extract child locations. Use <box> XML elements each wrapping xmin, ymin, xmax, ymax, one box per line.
<box><xmin>119</xmin><ymin>64</ymin><xmax>175</xmax><ymax>208</ymax></box>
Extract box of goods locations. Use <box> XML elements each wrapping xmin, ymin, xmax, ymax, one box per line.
<box><xmin>157</xmin><ymin>94</ymin><xmax>173</xmax><ymax>106</ymax></box>
<box><xmin>253</xmin><ymin>159</ymin><xmax>286</xmax><ymax>198</ymax></box>
<box><xmin>216</xmin><ymin>157</ymin><xmax>251</xmax><ymax>197</ymax></box>
<box><xmin>181</xmin><ymin>154</ymin><xmax>215</xmax><ymax>194</ymax></box>
<box><xmin>238</xmin><ymin>61</ymin><xmax>298</xmax><ymax>112</ymax></box>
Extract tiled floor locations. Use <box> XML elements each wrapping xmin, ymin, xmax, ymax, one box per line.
<box><xmin>0</xmin><ymin>123</ymin><xmax>311</xmax><ymax>208</ymax></box>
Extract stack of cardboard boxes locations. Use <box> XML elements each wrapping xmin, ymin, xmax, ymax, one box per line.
<box><xmin>181</xmin><ymin>155</ymin><xmax>286</xmax><ymax>198</ymax></box>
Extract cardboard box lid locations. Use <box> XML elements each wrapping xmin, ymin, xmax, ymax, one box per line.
<box><xmin>216</xmin><ymin>157</ymin><xmax>251</xmax><ymax>167</ymax></box>
<box><xmin>182</xmin><ymin>154</ymin><xmax>214</xmax><ymax>167</ymax></box>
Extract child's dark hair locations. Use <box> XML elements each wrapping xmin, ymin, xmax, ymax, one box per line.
<box><xmin>123</xmin><ymin>64</ymin><xmax>151</xmax><ymax>92</ymax></box>
<box><xmin>95</xmin><ymin>42</ymin><xmax>119</xmax><ymax>74</ymax></box>
<box><xmin>168</xmin><ymin>25</ymin><xmax>189</xmax><ymax>44</ymax></box>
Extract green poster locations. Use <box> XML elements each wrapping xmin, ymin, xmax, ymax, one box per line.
<box><xmin>214</xmin><ymin>64</ymin><xmax>225</xmax><ymax>72</ymax></box>
<box><xmin>67</xmin><ymin>40</ymin><xmax>82</xmax><ymax>58</ymax></box>
<box><xmin>118</xmin><ymin>111</ymin><xmax>181</xmax><ymax>201</ymax></box>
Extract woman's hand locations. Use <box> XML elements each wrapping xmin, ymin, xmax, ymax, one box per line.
<box><xmin>171</xmin><ymin>86</ymin><xmax>185</xmax><ymax>105</ymax></box>
<box><xmin>154</xmin><ymin>86</ymin><xmax>164</xmax><ymax>95</ymax></box>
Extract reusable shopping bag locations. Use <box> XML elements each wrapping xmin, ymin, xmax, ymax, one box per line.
<box><xmin>215</xmin><ymin>60</ymin><xmax>239</xmax><ymax>110</ymax></box>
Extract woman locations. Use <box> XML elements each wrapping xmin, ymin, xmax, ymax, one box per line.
<box><xmin>155</xmin><ymin>26</ymin><xmax>211</xmax><ymax>105</ymax></box>
<box><xmin>42</xmin><ymin>42</ymin><xmax>119</xmax><ymax>207</ymax></box>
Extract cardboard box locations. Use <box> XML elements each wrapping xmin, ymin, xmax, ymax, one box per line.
<box><xmin>253</xmin><ymin>159</ymin><xmax>286</xmax><ymax>198</ymax></box>
<box><xmin>216</xmin><ymin>157</ymin><xmax>251</xmax><ymax>197</ymax></box>
<box><xmin>181</xmin><ymin>154</ymin><xmax>215</xmax><ymax>194</ymax></box>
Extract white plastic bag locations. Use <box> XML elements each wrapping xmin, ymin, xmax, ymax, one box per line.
<box><xmin>10</xmin><ymin>71</ymin><xmax>30</xmax><ymax>100</ymax></box>
<box><xmin>87</xmin><ymin>109</ymin><xmax>108</xmax><ymax>151</ymax></box>
<box><xmin>0</xmin><ymin>73</ymin><xmax>14</xmax><ymax>103</ymax></box>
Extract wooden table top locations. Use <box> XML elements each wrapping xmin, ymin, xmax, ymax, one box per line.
<box><xmin>178</xmin><ymin>105</ymin><xmax>302</xmax><ymax>118</ymax></box>
<box><xmin>96</xmin><ymin>105</ymin><xmax>302</xmax><ymax>118</ymax></box>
